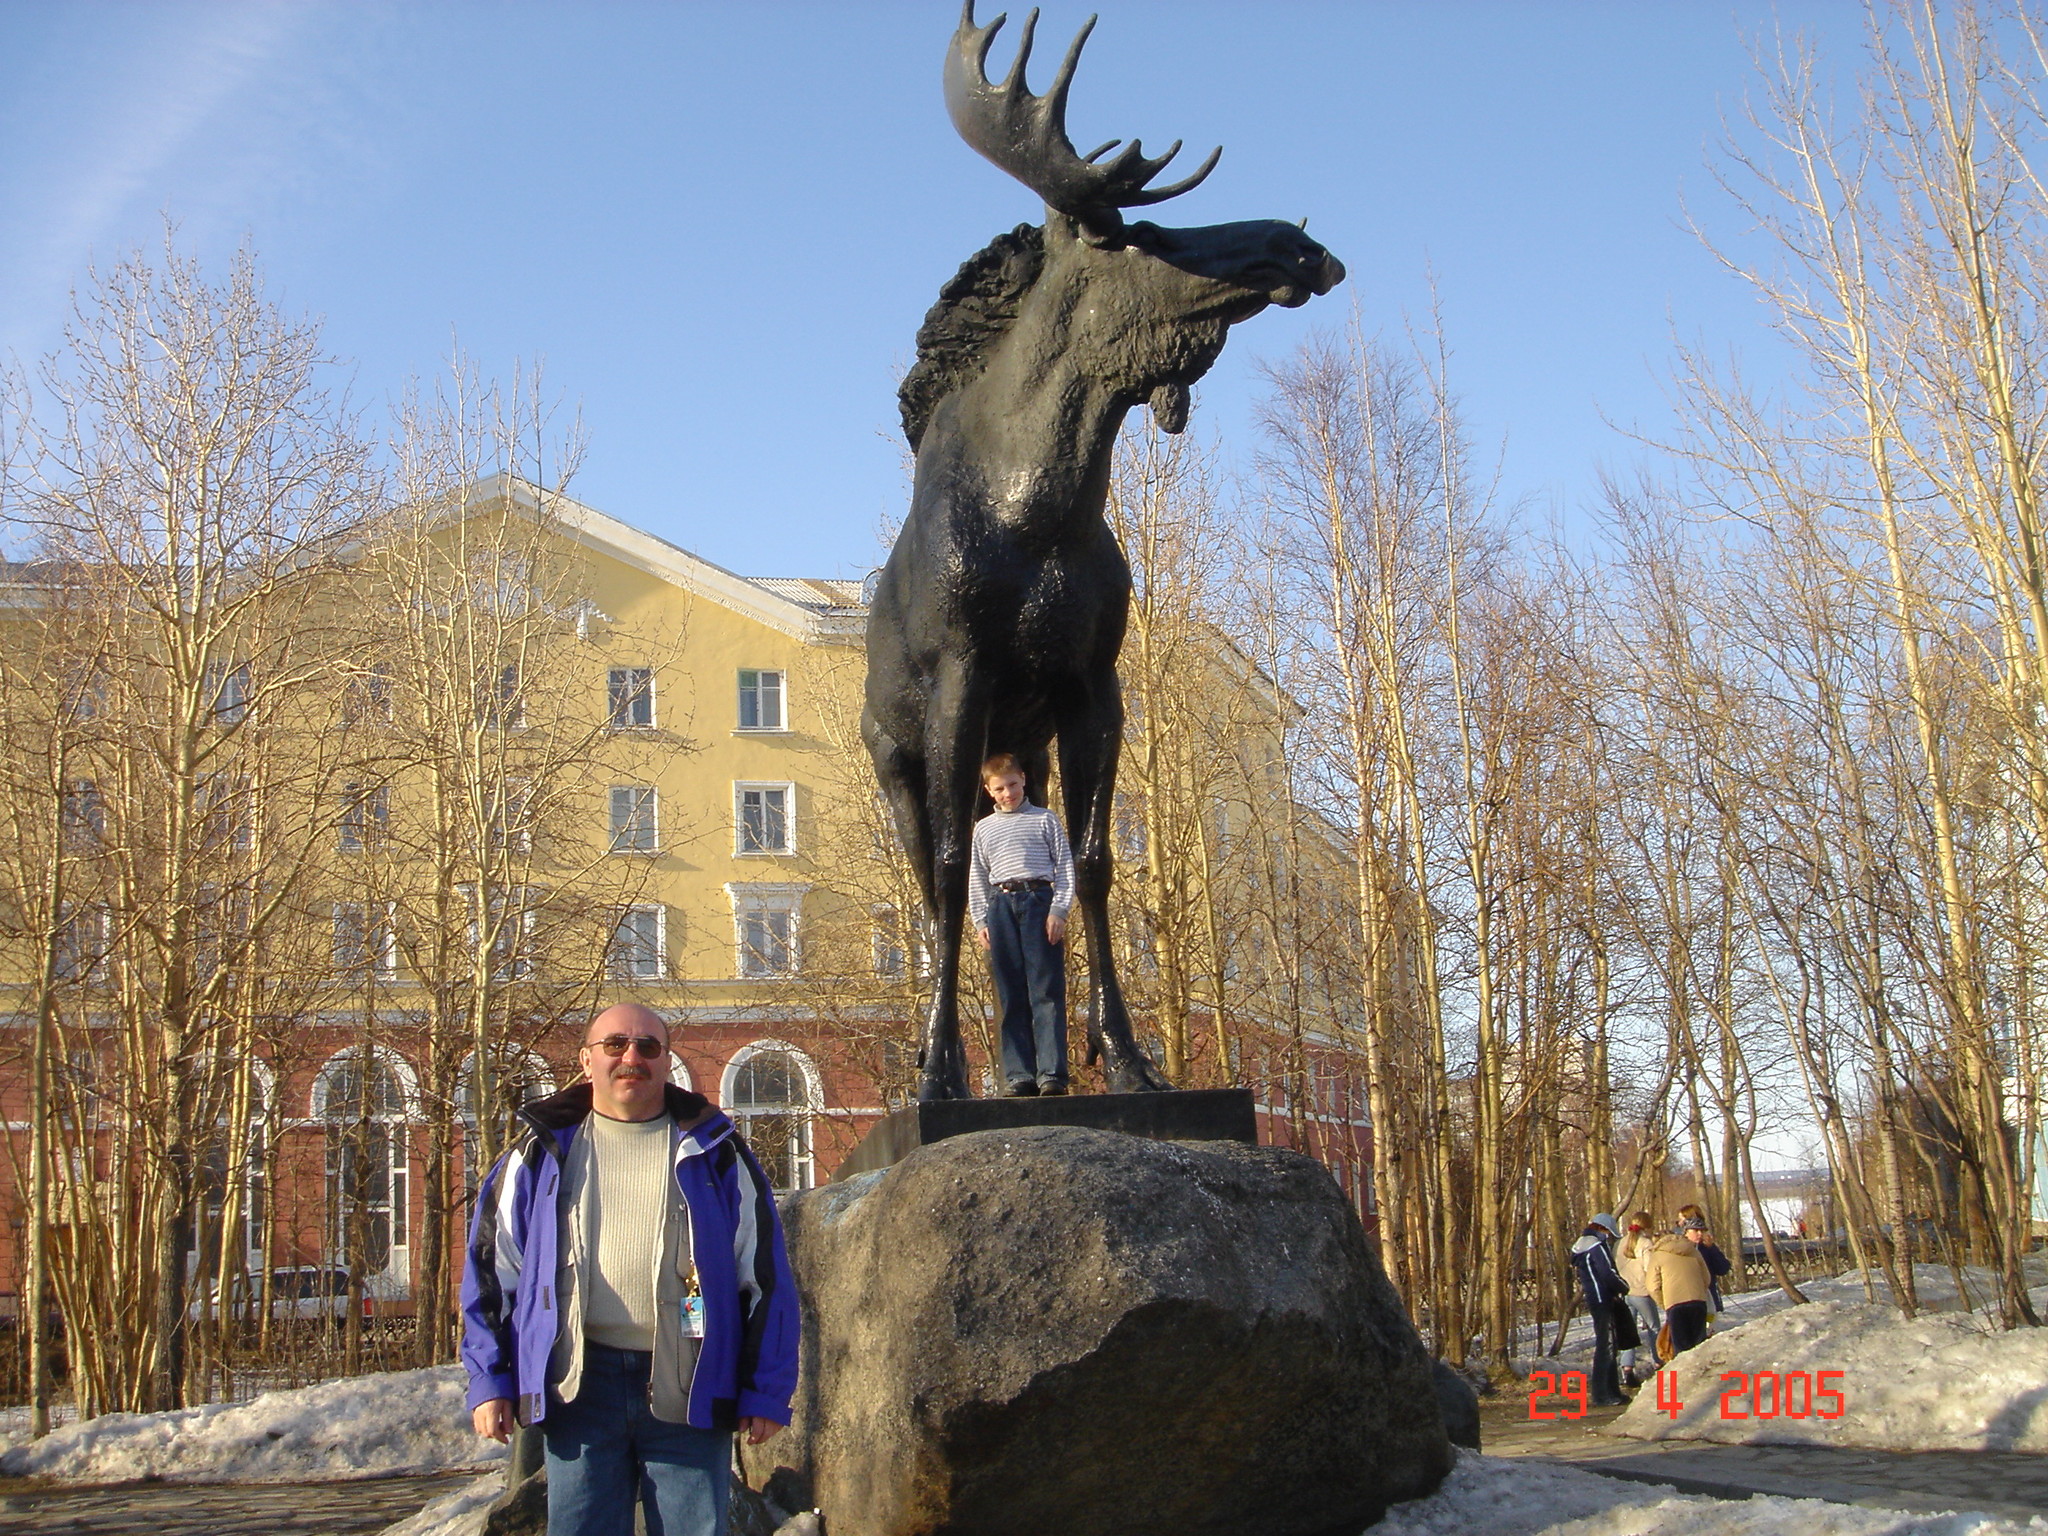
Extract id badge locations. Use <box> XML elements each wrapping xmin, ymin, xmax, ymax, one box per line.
<box><xmin>682</xmin><ymin>1294</ymin><xmax>705</xmax><ymax>1338</ymax></box>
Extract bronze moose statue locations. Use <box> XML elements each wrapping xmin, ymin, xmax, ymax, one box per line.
<box><xmin>863</xmin><ymin>4</ymin><xmax>1346</xmax><ymax>1102</ymax></box>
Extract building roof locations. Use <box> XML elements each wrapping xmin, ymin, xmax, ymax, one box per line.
<box><xmin>469</xmin><ymin>474</ymin><xmax>869</xmax><ymax>644</ymax></box>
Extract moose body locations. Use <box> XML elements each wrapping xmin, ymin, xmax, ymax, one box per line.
<box><xmin>864</xmin><ymin>5</ymin><xmax>1344</xmax><ymax>1101</ymax></box>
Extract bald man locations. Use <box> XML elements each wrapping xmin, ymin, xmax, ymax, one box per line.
<box><xmin>461</xmin><ymin>1004</ymin><xmax>799</xmax><ymax>1536</ymax></box>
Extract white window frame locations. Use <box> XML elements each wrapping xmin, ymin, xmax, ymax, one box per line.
<box><xmin>720</xmin><ymin>1039</ymin><xmax>820</xmax><ymax>1190</ymax></box>
<box><xmin>313</xmin><ymin>1044</ymin><xmax>415</xmax><ymax>1296</ymax></box>
<box><xmin>725</xmin><ymin>882</ymin><xmax>808</xmax><ymax>980</ymax></box>
<box><xmin>338</xmin><ymin>782</ymin><xmax>389</xmax><ymax>853</ymax></box>
<box><xmin>734</xmin><ymin>782</ymin><xmax>795</xmax><ymax>855</ymax></box>
<box><xmin>205</xmin><ymin>660</ymin><xmax>251</xmax><ymax>725</ymax></box>
<box><xmin>464</xmin><ymin>884</ymin><xmax>539</xmax><ymax>982</ymax></box>
<box><xmin>608</xmin><ymin>903</ymin><xmax>667</xmax><ymax>981</ymax></box>
<box><xmin>607</xmin><ymin>666</ymin><xmax>656</xmax><ymax>730</ymax></box>
<box><xmin>332</xmin><ymin>901</ymin><xmax>399</xmax><ymax>979</ymax></box>
<box><xmin>609</xmin><ymin>784</ymin><xmax>660</xmax><ymax>854</ymax></box>
<box><xmin>736</xmin><ymin>669</ymin><xmax>786</xmax><ymax>732</ymax></box>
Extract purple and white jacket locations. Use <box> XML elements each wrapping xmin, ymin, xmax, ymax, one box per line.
<box><xmin>460</xmin><ymin>1082</ymin><xmax>799</xmax><ymax>1430</ymax></box>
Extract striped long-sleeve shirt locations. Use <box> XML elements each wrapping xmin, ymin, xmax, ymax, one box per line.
<box><xmin>968</xmin><ymin>802</ymin><xmax>1076</xmax><ymax>926</ymax></box>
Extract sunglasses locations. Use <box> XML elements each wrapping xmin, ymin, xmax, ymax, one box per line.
<box><xmin>586</xmin><ymin>1034</ymin><xmax>665</xmax><ymax>1059</ymax></box>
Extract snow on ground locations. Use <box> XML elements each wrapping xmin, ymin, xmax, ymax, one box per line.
<box><xmin>381</xmin><ymin>1451</ymin><xmax>2048</xmax><ymax>1536</ymax></box>
<box><xmin>0</xmin><ymin>1364</ymin><xmax>505</xmax><ymax>1484</ymax></box>
<box><xmin>1376</xmin><ymin>1450</ymin><xmax>2048</xmax><ymax>1536</ymax></box>
<box><xmin>1613</xmin><ymin>1300</ymin><xmax>2048</xmax><ymax>1451</ymax></box>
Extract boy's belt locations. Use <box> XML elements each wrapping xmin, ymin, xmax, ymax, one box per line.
<box><xmin>996</xmin><ymin>878</ymin><xmax>1053</xmax><ymax>893</ymax></box>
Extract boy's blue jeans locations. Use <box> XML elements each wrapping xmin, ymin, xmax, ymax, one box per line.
<box><xmin>986</xmin><ymin>884</ymin><xmax>1068</xmax><ymax>1089</ymax></box>
<box><xmin>545</xmin><ymin>1343</ymin><xmax>729</xmax><ymax>1536</ymax></box>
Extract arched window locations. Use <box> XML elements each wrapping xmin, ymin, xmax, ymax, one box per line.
<box><xmin>457</xmin><ymin>1048</ymin><xmax>557</xmax><ymax>1194</ymax></box>
<box><xmin>668</xmin><ymin>1053</ymin><xmax>694</xmax><ymax>1092</ymax></box>
<box><xmin>315</xmin><ymin>1046</ymin><xmax>414</xmax><ymax>1292</ymax></box>
<box><xmin>723</xmin><ymin>1042</ymin><xmax>819</xmax><ymax>1191</ymax></box>
<box><xmin>190</xmin><ymin>1059</ymin><xmax>274</xmax><ymax>1281</ymax></box>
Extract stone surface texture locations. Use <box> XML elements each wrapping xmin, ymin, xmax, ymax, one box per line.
<box><xmin>1431</xmin><ymin>1361</ymin><xmax>1483</xmax><ymax>1451</ymax></box>
<box><xmin>740</xmin><ymin>1126</ymin><xmax>1451</xmax><ymax>1536</ymax></box>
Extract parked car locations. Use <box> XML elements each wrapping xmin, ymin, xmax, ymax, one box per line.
<box><xmin>188</xmin><ymin>1266</ymin><xmax>366</xmax><ymax>1323</ymax></box>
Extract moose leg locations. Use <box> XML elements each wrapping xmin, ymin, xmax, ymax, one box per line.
<box><xmin>1057</xmin><ymin>678</ymin><xmax>1172</xmax><ymax>1093</ymax></box>
<box><xmin>911</xmin><ymin>659</ymin><xmax>993</xmax><ymax>1102</ymax></box>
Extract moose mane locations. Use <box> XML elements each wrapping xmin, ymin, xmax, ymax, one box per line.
<box><xmin>898</xmin><ymin>223</ymin><xmax>1046</xmax><ymax>451</ymax></box>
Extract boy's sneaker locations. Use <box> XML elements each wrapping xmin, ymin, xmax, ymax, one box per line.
<box><xmin>1038</xmin><ymin>1080</ymin><xmax>1069</xmax><ymax>1096</ymax></box>
<box><xmin>1004</xmin><ymin>1080</ymin><xmax>1039</xmax><ymax>1097</ymax></box>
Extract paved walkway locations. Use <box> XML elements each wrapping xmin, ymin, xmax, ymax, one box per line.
<box><xmin>1481</xmin><ymin>1398</ymin><xmax>2048</xmax><ymax>1523</ymax></box>
<box><xmin>0</xmin><ymin>1470</ymin><xmax>476</xmax><ymax>1534</ymax></box>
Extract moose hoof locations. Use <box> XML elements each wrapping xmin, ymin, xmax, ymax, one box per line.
<box><xmin>916</xmin><ymin>1066</ymin><xmax>973</xmax><ymax>1102</ymax></box>
<box><xmin>1105</xmin><ymin>1054</ymin><xmax>1173</xmax><ymax>1094</ymax></box>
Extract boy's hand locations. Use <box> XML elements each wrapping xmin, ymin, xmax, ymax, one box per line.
<box><xmin>472</xmin><ymin>1399</ymin><xmax>514</xmax><ymax>1442</ymax></box>
<box><xmin>1046</xmin><ymin>913</ymin><xmax>1067</xmax><ymax>946</ymax></box>
<box><xmin>976</xmin><ymin>926</ymin><xmax>991</xmax><ymax>950</ymax></box>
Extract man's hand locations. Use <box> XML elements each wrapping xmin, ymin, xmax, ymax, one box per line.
<box><xmin>739</xmin><ymin>1416</ymin><xmax>784</xmax><ymax>1447</ymax></box>
<box><xmin>472</xmin><ymin>1399</ymin><xmax>514</xmax><ymax>1443</ymax></box>
<box><xmin>1046</xmin><ymin>912</ymin><xmax>1067</xmax><ymax>946</ymax></box>
<box><xmin>975</xmin><ymin>926</ymin><xmax>991</xmax><ymax>951</ymax></box>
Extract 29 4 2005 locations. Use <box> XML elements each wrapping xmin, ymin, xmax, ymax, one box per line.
<box><xmin>1528</xmin><ymin>1368</ymin><xmax>1849</xmax><ymax>1420</ymax></box>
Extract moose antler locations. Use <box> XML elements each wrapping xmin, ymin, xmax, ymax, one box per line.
<box><xmin>945</xmin><ymin>2</ymin><xmax>1221</xmax><ymax>235</ymax></box>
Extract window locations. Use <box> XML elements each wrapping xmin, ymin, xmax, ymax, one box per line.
<box><xmin>609</xmin><ymin>904</ymin><xmax>666</xmax><ymax>980</ymax></box>
<box><xmin>339</xmin><ymin>783</ymin><xmax>389</xmax><ymax>853</ymax></box>
<box><xmin>870</xmin><ymin>905</ymin><xmax>926</xmax><ymax>980</ymax></box>
<box><xmin>61</xmin><ymin>779</ymin><xmax>104</xmax><ymax>850</ymax></box>
<box><xmin>317</xmin><ymin>1048</ymin><xmax>411</xmax><ymax>1285</ymax></box>
<box><xmin>53</xmin><ymin>902</ymin><xmax>108</xmax><ymax>983</ymax></box>
<box><xmin>608</xmin><ymin>667</ymin><xmax>655</xmax><ymax>730</ymax></box>
<box><xmin>727</xmin><ymin>882</ymin><xmax>806</xmax><ymax>979</ymax></box>
<box><xmin>485</xmin><ymin>781</ymin><xmax>531</xmax><ymax>855</ymax></box>
<box><xmin>740</xmin><ymin>909</ymin><xmax>794</xmax><ymax>978</ymax></box>
<box><xmin>457</xmin><ymin>1049</ymin><xmax>554</xmax><ymax>1196</ymax></box>
<box><xmin>737</xmin><ymin>670</ymin><xmax>784</xmax><ymax>731</ymax></box>
<box><xmin>479</xmin><ymin>664</ymin><xmax>523</xmax><ymax>730</ymax></box>
<box><xmin>344</xmin><ymin>665</ymin><xmax>392</xmax><ymax>727</ymax></box>
<box><xmin>609</xmin><ymin>785</ymin><xmax>659</xmax><ymax>853</ymax></box>
<box><xmin>197</xmin><ymin>773</ymin><xmax>254</xmax><ymax>853</ymax></box>
<box><xmin>467</xmin><ymin>886</ymin><xmax>538</xmax><ymax>982</ymax></box>
<box><xmin>725</xmin><ymin>1044</ymin><xmax>817</xmax><ymax>1190</ymax></box>
<box><xmin>205</xmin><ymin>661</ymin><xmax>251</xmax><ymax>725</ymax></box>
<box><xmin>333</xmin><ymin>901</ymin><xmax>398</xmax><ymax>979</ymax></box>
<box><xmin>736</xmin><ymin>783</ymin><xmax>793</xmax><ymax>854</ymax></box>
<box><xmin>873</xmin><ymin>926</ymin><xmax>907</xmax><ymax>981</ymax></box>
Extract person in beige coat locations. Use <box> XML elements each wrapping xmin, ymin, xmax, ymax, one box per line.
<box><xmin>1644</xmin><ymin>1230</ymin><xmax>1714</xmax><ymax>1355</ymax></box>
<box><xmin>1615</xmin><ymin>1213</ymin><xmax>1660</xmax><ymax>1385</ymax></box>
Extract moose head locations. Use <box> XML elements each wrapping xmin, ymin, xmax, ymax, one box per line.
<box><xmin>941</xmin><ymin>2</ymin><xmax>1345</xmax><ymax>432</ymax></box>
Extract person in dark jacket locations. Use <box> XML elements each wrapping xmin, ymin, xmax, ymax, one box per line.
<box><xmin>1568</xmin><ymin>1213</ymin><xmax>1634</xmax><ymax>1406</ymax></box>
<box><xmin>462</xmin><ymin>1004</ymin><xmax>799</xmax><ymax>1536</ymax></box>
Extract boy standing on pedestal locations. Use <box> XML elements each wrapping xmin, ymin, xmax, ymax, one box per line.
<box><xmin>969</xmin><ymin>753</ymin><xmax>1075</xmax><ymax>1097</ymax></box>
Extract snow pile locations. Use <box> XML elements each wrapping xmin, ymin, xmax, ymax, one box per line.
<box><xmin>1613</xmin><ymin>1300</ymin><xmax>2048</xmax><ymax>1451</ymax></box>
<box><xmin>377</xmin><ymin>1472</ymin><xmax>503</xmax><ymax>1536</ymax></box>
<box><xmin>0</xmin><ymin>1365</ymin><xmax>506</xmax><ymax>1484</ymax></box>
<box><xmin>1376</xmin><ymin>1451</ymin><xmax>2048</xmax><ymax>1536</ymax></box>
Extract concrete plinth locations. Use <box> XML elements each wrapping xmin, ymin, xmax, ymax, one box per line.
<box><xmin>834</xmin><ymin>1086</ymin><xmax>1256</xmax><ymax>1181</ymax></box>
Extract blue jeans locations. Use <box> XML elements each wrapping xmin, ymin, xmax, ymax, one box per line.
<box><xmin>986</xmin><ymin>885</ymin><xmax>1067</xmax><ymax>1088</ymax></box>
<box><xmin>545</xmin><ymin>1343</ymin><xmax>729</xmax><ymax>1536</ymax></box>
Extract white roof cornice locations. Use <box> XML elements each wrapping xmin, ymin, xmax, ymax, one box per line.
<box><xmin>468</xmin><ymin>474</ymin><xmax>860</xmax><ymax>645</ymax></box>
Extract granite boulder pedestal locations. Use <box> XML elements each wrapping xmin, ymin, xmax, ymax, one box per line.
<box><xmin>739</xmin><ymin>1123</ymin><xmax>1452</xmax><ymax>1536</ymax></box>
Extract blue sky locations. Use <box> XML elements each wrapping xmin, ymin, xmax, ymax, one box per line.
<box><xmin>0</xmin><ymin>1</ymin><xmax>1853</xmax><ymax>580</ymax></box>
